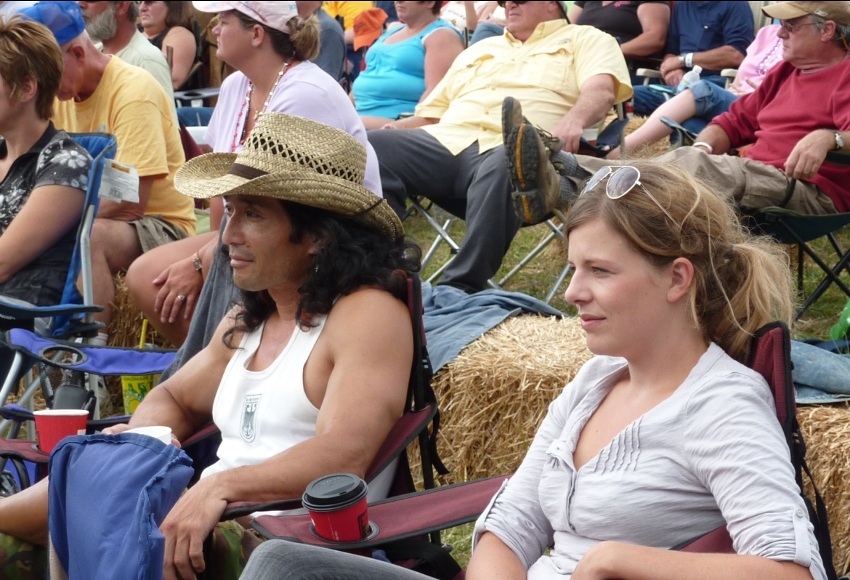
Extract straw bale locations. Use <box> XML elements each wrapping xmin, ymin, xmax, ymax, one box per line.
<box><xmin>430</xmin><ymin>315</ymin><xmax>591</xmax><ymax>483</ymax></box>
<box><xmin>109</xmin><ymin>273</ymin><xmax>172</xmax><ymax>349</ymax></box>
<box><xmin>799</xmin><ymin>404</ymin><xmax>850</xmax><ymax>575</ymax></box>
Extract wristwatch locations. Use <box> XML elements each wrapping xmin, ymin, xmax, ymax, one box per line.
<box><xmin>835</xmin><ymin>131</ymin><xmax>845</xmax><ymax>151</ymax></box>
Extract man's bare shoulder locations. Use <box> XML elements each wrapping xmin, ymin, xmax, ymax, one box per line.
<box><xmin>326</xmin><ymin>287</ymin><xmax>410</xmax><ymax>325</ymax></box>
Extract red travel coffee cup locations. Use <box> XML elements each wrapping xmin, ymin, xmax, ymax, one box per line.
<box><xmin>302</xmin><ymin>473</ymin><xmax>370</xmax><ymax>542</ymax></box>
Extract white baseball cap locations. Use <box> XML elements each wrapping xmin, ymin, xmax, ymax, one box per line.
<box><xmin>192</xmin><ymin>1</ymin><xmax>298</xmax><ymax>33</ymax></box>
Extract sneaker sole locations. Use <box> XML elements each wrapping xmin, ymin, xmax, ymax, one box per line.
<box><xmin>510</xmin><ymin>124</ymin><xmax>542</xmax><ymax>192</ymax></box>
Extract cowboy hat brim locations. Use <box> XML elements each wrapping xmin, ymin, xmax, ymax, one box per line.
<box><xmin>175</xmin><ymin>152</ymin><xmax>404</xmax><ymax>242</ymax></box>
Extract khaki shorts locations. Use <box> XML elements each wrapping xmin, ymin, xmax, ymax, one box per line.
<box><xmin>131</xmin><ymin>215</ymin><xmax>189</xmax><ymax>253</ymax></box>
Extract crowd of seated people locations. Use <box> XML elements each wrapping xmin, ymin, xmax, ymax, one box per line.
<box><xmin>608</xmin><ymin>23</ymin><xmax>784</xmax><ymax>158</ymax></box>
<box><xmin>126</xmin><ymin>1</ymin><xmax>382</xmax><ymax>347</ymax></box>
<box><xmin>630</xmin><ymin>0</ymin><xmax>755</xmax><ymax>117</ymax></box>
<box><xmin>1</xmin><ymin>2</ymin><xmax>850</xmax><ymax>579</ymax></box>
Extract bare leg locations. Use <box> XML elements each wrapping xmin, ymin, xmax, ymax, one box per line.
<box><xmin>84</xmin><ymin>218</ymin><xmax>144</xmax><ymax>332</ymax></box>
<box><xmin>0</xmin><ymin>478</ymin><xmax>49</xmax><ymax>546</ymax></box>
<box><xmin>607</xmin><ymin>89</ymin><xmax>698</xmax><ymax>160</ymax></box>
<box><xmin>125</xmin><ymin>232</ymin><xmax>218</xmax><ymax>346</ymax></box>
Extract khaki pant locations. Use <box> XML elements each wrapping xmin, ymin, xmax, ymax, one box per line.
<box><xmin>574</xmin><ymin>148</ymin><xmax>838</xmax><ymax>215</ymax></box>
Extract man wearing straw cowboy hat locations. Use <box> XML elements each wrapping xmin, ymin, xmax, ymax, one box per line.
<box><xmin>0</xmin><ymin>113</ymin><xmax>417</xmax><ymax>580</ymax></box>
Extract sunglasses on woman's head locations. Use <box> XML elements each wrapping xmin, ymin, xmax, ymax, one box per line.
<box><xmin>580</xmin><ymin>166</ymin><xmax>677</xmax><ymax>224</ymax></box>
<box><xmin>497</xmin><ymin>1</ymin><xmax>529</xmax><ymax>6</ymax></box>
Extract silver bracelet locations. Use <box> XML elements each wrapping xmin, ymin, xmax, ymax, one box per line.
<box><xmin>692</xmin><ymin>141</ymin><xmax>714</xmax><ymax>154</ymax></box>
<box><xmin>685</xmin><ymin>52</ymin><xmax>694</xmax><ymax>68</ymax></box>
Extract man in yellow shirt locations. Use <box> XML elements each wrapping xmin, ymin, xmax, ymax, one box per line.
<box><xmin>21</xmin><ymin>2</ymin><xmax>196</xmax><ymax>346</ymax></box>
<box><xmin>368</xmin><ymin>0</ymin><xmax>631</xmax><ymax>293</ymax></box>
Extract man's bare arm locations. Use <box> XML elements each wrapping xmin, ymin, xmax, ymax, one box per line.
<box><xmin>693</xmin><ymin>124</ymin><xmax>732</xmax><ymax>155</ymax></box>
<box><xmin>552</xmin><ymin>74</ymin><xmax>617</xmax><ymax>153</ymax></box>
<box><xmin>159</xmin><ymin>290</ymin><xmax>413</xmax><ymax>579</ymax></box>
<box><xmin>383</xmin><ymin>116</ymin><xmax>440</xmax><ymax>130</ymax></box>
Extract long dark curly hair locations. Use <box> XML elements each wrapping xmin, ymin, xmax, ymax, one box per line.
<box><xmin>223</xmin><ymin>201</ymin><xmax>420</xmax><ymax>348</ymax></box>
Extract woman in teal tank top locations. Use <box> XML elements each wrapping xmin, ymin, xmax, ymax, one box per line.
<box><xmin>352</xmin><ymin>1</ymin><xmax>464</xmax><ymax>129</ymax></box>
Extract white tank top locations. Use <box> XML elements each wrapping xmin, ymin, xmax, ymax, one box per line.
<box><xmin>200</xmin><ymin>316</ymin><xmax>396</xmax><ymax>502</ymax></box>
<box><xmin>201</xmin><ymin>317</ymin><xmax>325</xmax><ymax>480</ymax></box>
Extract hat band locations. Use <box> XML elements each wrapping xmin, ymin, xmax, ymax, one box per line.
<box><xmin>229</xmin><ymin>163</ymin><xmax>267</xmax><ymax>180</ymax></box>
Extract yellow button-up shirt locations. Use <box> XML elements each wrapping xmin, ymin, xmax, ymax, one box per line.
<box><xmin>416</xmin><ymin>20</ymin><xmax>633</xmax><ymax>155</ymax></box>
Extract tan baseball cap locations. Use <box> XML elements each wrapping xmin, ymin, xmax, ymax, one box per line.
<box><xmin>763</xmin><ymin>1</ymin><xmax>850</xmax><ymax>26</ymax></box>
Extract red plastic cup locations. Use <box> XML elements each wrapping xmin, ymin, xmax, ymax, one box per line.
<box><xmin>33</xmin><ymin>409</ymin><xmax>89</xmax><ymax>453</ymax></box>
<box><xmin>302</xmin><ymin>473</ymin><xmax>370</xmax><ymax>542</ymax></box>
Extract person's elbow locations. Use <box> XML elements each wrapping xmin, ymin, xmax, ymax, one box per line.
<box><xmin>593</xmin><ymin>80</ymin><xmax>617</xmax><ymax>110</ymax></box>
<box><xmin>725</xmin><ymin>45</ymin><xmax>746</xmax><ymax>68</ymax></box>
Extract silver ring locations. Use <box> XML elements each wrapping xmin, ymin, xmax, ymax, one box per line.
<box><xmin>176</xmin><ymin>294</ymin><xmax>186</xmax><ymax>302</ymax></box>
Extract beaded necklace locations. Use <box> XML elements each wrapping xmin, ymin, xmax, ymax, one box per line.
<box><xmin>755</xmin><ymin>37</ymin><xmax>783</xmax><ymax>77</ymax></box>
<box><xmin>230</xmin><ymin>59</ymin><xmax>293</xmax><ymax>152</ymax></box>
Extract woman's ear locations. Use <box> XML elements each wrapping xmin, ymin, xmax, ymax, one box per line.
<box><xmin>17</xmin><ymin>77</ymin><xmax>38</xmax><ymax>105</ymax></box>
<box><xmin>667</xmin><ymin>257</ymin><xmax>694</xmax><ymax>303</ymax></box>
<box><xmin>251</xmin><ymin>23</ymin><xmax>265</xmax><ymax>47</ymax></box>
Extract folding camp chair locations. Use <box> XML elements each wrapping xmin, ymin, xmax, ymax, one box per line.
<box><xmin>744</xmin><ymin>152</ymin><xmax>850</xmax><ymax>320</ymax></box>
<box><xmin>250</xmin><ymin>322</ymin><xmax>839</xmax><ymax>580</ymax></box>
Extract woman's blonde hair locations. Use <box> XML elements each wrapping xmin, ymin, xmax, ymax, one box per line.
<box><xmin>0</xmin><ymin>17</ymin><xmax>62</xmax><ymax>120</ymax></box>
<box><xmin>565</xmin><ymin>161</ymin><xmax>794</xmax><ymax>363</ymax></box>
<box><xmin>233</xmin><ymin>12</ymin><xmax>320</xmax><ymax>61</ymax></box>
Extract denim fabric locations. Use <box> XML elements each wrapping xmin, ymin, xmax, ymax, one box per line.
<box><xmin>470</xmin><ymin>21</ymin><xmax>504</xmax><ymax>44</ymax></box>
<box><xmin>241</xmin><ymin>541</ymin><xmax>432</xmax><ymax>580</ymax></box>
<box><xmin>791</xmin><ymin>340</ymin><xmax>850</xmax><ymax>403</ymax></box>
<box><xmin>633</xmin><ymin>74</ymin><xmax>726</xmax><ymax>117</ymax></box>
<box><xmin>691</xmin><ymin>80</ymin><xmax>739</xmax><ymax>120</ymax></box>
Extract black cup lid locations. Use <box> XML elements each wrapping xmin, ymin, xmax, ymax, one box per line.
<box><xmin>303</xmin><ymin>473</ymin><xmax>366</xmax><ymax>507</ymax></box>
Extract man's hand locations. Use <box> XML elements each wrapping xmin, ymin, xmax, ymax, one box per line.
<box><xmin>160</xmin><ymin>479</ymin><xmax>228</xmax><ymax>580</ymax></box>
<box><xmin>153</xmin><ymin>258</ymin><xmax>203</xmax><ymax>324</ymax></box>
<box><xmin>784</xmin><ymin>129</ymin><xmax>834</xmax><ymax>181</ymax></box>
<box><xmin>550</xmin><ymin>116</ymin><xmax>586</xmax><ymax>154</ymax></box>
<box><xmin>662</xmin><ymin>68</ymin><xmax>685</xmax><ymax>87</ymax></box>
<box><xmin>659</xmin><ymin>54</ymin><xmax>683</xmax><ymax>77</ymax></box>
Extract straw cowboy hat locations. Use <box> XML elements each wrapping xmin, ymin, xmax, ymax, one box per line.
<box><xmin>175</xmin><ymin>113</ymin><xmax>403</xmax><ymax>241</ymax></box>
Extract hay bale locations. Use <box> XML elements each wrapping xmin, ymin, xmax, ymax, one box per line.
<box><xmin>109</xmin><ymin>273</ymin><xmax>171</xmax><ymax>349</ymax></box>
<box><xmin>799</xmin><ymin>404</ymin><xmax>850</xmax><ymax>575</ymax></box>
<box><xmin>431</xmin><ymin>315</ymin><xmax>591</xmax><ymax>482</ymax></box>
